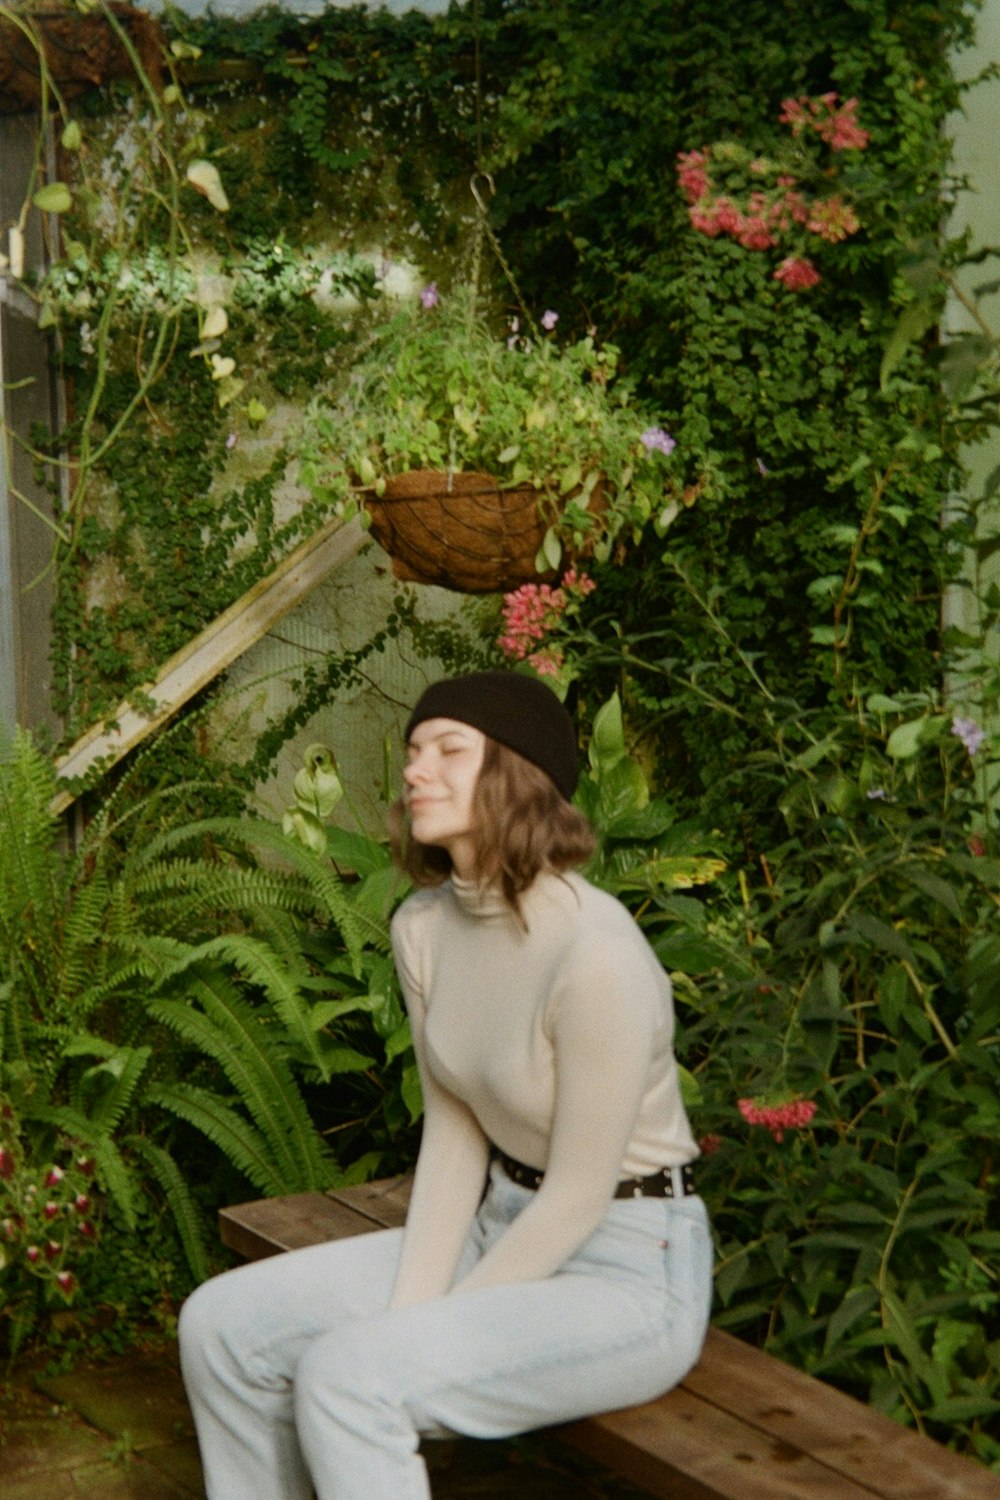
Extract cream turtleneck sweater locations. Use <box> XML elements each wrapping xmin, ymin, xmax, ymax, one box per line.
<box><xmin>388</xmin><ymin>870</ymin><xmax>699</xmax><ymax>1309</ymax></box>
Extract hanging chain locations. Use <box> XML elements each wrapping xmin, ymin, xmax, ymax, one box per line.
<box><xmin>466</xmin><ymin>0</ymin><xmax>539</xmax><ymax>341</ymax></box>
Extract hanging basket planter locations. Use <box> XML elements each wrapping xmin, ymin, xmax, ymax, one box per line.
<box><xmin>0</xmin><ymin>4</ymin><xmax>164</xmax><ymax>115</ymax></box>
<box><xmin>363</xmin><ymin>470</ymin><xmax>560</xmax><ymax>595</ymax></box>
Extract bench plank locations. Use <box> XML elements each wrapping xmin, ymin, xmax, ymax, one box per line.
<box><xmin>681</xmin><ymin>1334</ymin><xmax>1000</xmax><ymax>1500</ymax></box>
<box><xmin>562</xmin><ymin>1381</ymin><xmax>884</xmax><ymax>1500</ymax></box>
<box><xmin>218</xmin><ymin>1186</ymin><xmax>1000</xmax><ymax>1500</ymax></box>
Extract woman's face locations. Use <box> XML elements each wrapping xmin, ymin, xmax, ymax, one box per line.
<box><xmin>403</xmin><ymin>717</ymin><xmax>487</xmax><ymax>877</ymax></box>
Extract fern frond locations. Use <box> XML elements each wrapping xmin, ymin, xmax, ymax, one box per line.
<box><xmin>133</xmin><ymin>860</ymin><xmax>316</xmax><ymax>926</ymax></box>
<box><xmin>126</xmin><ymin>1135</ymin><xmax>212</xmax><ymax>1283</ymax></box>
<box><xmin>146</xmin><ymin>1080</ymin><xmax>287</xmax><ymax>1196</ymax></box>
<box><xmin>79</xmin><ymin>1044</ymin><xmax>153</xmax><ymax>1132</ymax></box>
<box><xmin>159</xmin><ymin>935</ymin><xmax>326</xmax><ymax>1075</ymax></box>
<box><xmin>148</xmin><ymin>977</ymin><xmax>332</xmax><ymax>1189</ymax></box>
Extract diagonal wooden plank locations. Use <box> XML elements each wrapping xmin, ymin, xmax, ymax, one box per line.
<box><xmin>51</xmin><ymin>514</ymin><xmax>368</xmax><ymax>814</ymax></box>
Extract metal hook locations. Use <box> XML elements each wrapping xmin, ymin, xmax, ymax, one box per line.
<box><xmin>470</xmin><ymin>172</ymin><xmax>496</xmax><ymax>216</ymax></box>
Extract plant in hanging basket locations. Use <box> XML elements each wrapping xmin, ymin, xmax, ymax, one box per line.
<box><xmin>296</xmin><ymin>287</ymin><xmax>681</xmax><ymax>593</ymax></box>
<box><xmin>0</xmin><ymin>1</ymin><xmax>164</xmax><ymax>115</ymax></box>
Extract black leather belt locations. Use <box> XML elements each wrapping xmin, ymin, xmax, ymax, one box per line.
<box><xmin>494</xmin><ymin>1148</ymin><xmax>696</xmax><ymax>1200</ymax></box>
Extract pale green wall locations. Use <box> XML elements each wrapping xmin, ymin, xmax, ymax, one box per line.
<box><xmin>944</xmin><ymin>0</ymin><xmax>1000</xmax><ymax>728</ymax></box>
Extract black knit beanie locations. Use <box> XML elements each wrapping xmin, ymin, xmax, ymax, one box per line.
<box><xmin>405</xmin><ymin>671</ymin><xmax>578</xmax><ymax>800</ymax></box>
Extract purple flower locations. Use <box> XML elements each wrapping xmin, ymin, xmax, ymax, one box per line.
<box><xmin>420</xmin><ymin>282</ymin><xmax>439</xmax><ymax>309</ymax></box>
<box><xmin>640</xmin><ymin>426</ymin><xmax>677</xmax><ymax>456</ymax></box>
<box><xmin>952</xmin><ymin>715</ymin><xmax>986</xmax><ymax>757</ymax></box>
<box><xmin>225</xmin><ymin>432</ymin><xmax>237</xmax><ymax>450</ymax></box>
<box><xmin>541</xmin><ymin>309</ymin><xmax>559</xmax><ymax>330</ymax></box>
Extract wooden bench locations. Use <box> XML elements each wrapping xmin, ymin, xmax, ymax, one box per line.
<box><xmin>220</xmin><ymin>1178</ymin><xmax>1000</xmax><ymax>1500</ymax></box>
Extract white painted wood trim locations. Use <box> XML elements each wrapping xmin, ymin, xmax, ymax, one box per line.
<box><xmin>51</xmin><ymin>514</ymin><xmax>369</xmax><ymax>813</ymax></box>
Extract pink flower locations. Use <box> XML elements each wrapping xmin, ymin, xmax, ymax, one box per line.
<box><xmin>78</xmin><ymin>1220</ymin><xmax>96</xmax><ymax>1240</ymax></box>
<box><xmin>773</xmin><ymin>256</ymin><xmax>821</xmax><ymax>291</ymax></box>
<box><xmin>676</xmin><ymin>149</ymin><xmax>711</xmax><ymax>203</ymax></box>
<box><xmin>45</xmin><ymin>1165</ymin><xmax>65</xmax><ymax>1187</ymax></box>
<box><xmin>561</xmin><ymin>569</ymin><xmax>596</xmax><ymax>596</ymax></box>
<box><xmin>419</xmin><ymin>282</ymin><xmax>439</xmax><ymax>309</ymax></box>
<box><xmin>823</xmin><ymin>98</ymin><xmax>870</xmax><ymax>151</ymax></box>
<box><xmin>55</xmin><ymin>1271</ymin><xmax>76</xmax><ymax>1296</ymax></box>
<box><xmin>43</xmin><ymin>1201</ymin><xmax>60</xmax><ymax>1221</ymax></box>
<box><xmin>527</xmin><ymin>648</ymin><xmax>565</xmax><ymax>678</ymax></box>
<box><xmin>738</xmin><ymin>1096</ymin><xmax>818</xmax><ymax>1143</ymax></box>
<box><xmin>0</xmin><ymin>1147</ymin><xmax>14</xmax><ymax>1180</ymax></box>
<box><xmin>26</xmin><ymin>1244</ymin><xmax>40</xmax><ymax>1263</ymax></box>
<box><xmin>699</xmin><ymin>1134</ymin><xmax>723</xmax><ymax>1155</ymax></box>
<box><xmin>74</xmin><ymin>1193</ymin><xmax>90</xmax><ymax>1214</ymax></box>
<box><xmin>806</xmin><ymin>196</ymin><xmax>860</xmax><ymax>242</ymax></box>
<box><xmin>689</xmin><ymin>203</ymin><xmax>723</xmax><ymax>237</ymax></box>
<box><xmin>45</xmin><ymin>1239</ymin><xmax>61</xmax><ymax>1261</ymax></box>
<box><xmin>968</xmin><ymin>835</ymin><xmax>986</xmax><ymax>857</ymax></box>
<box><xmin>713</xmin><ymin>197</ymin><xmax>743</xmax><ymax>235</ymax></box>
<box><xmin>541</xmin><ymin>309</ymin><xmax>559</xmax><ymax>331</ymax></box>
<box><xmin>737</xmin><ymin>216</ymin><xmax>774</xmax><ymax>251</ymax></box>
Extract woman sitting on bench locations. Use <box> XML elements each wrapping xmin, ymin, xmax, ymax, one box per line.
<box><xmin>179</xmin><ymin>669</ymin><xmax>712</xmax><ymax>1500</ymax></box>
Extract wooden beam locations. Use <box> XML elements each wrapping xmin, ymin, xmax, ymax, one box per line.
<box><xmin>51</xmin><ymin>514</ymin><xmax>369</xmax><ymax>814</ymax></box>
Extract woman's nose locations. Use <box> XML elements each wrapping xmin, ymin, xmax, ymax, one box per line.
<box><xmin>403</xmin><ymin>753</ymin><xmax>428</xmax><ymax>786</ymax></box>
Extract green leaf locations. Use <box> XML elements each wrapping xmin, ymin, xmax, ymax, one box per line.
<box><xmin>901</xmin><ymin>864</ymin><xmax>963</xmax><ymax>920</ymax></box>
<box><xmin>537</xmin><ymin>527</ymin><xmax>562</xmax><ymax>572</ymax></box>
<box><xmin>33</xmin><ymin>183</ymin><xmax>72</xmax><ymax>214</ymax></box>
<box><xmin>880</xmin><ymin>300</ymin><xmax>938</xmax><ymax>389</ymax></box>
<box><xmin>846</xmin><ymin>911</ymin><xmax>916</xmax><ymax>965</ymax></box>
<box><xmin>885</xmin><ymin>718</ymin><xmax>927</xmax><ymax>759</ymax></box>
<box><xmin>589</xmin><ymin>692</ymin><xmax>626</xmax><ymax>772</ymax></box>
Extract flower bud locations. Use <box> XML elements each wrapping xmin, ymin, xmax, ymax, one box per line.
<box><xmin>46</xmin><ymin>1239</ymin><xmax>61</xmax><ymax>1261</ymax></box>
<box><xmin>26</xmin><ymin>1244</ymin><xmax>40</xmax><ymax>1263</ymax></box>
<box><xmin>74</xmin><ymin>1194</ymin><xmax>90</xmax><ymax>1214</ymax></box>
<box><xmin>0</xmin><ymin>1148</ymin><xmax>15</xmax><ymax>1180</ymax></box>
<box><xmin>45</xmin><ymin>1165</ymin><xmax>65</xmax><ymax>1187</ymax></box>
<box><xmin>56</xmin><ymin>1270</ymin><xmax>76</xmax><ymax>1296</ymax></box>
<box><xmin>78</xmin><ymin>1220</ymin><xmax>96</xmax><ymax>1240</ymax></box>
<box><xmin>43</xmin><ymin>1201</ymin><xmax>60</xmax><ymax>1221</ymax></box>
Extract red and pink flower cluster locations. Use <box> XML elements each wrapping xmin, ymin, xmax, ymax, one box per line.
<box><xmin>1</xmin><ymin>1105</ymin><xmax>99</xmax><ymax>1301</ymax></box>
<box><xmin>498</xmin><ymin>569</ymin><xmax>596</xmax><ymax>679</ymax></box>
<box><xmin>677</xmin><ymin>93</ymin><xmax>868</xmax><ymax>291</ymax></box>
<box><xmin>778</xmin><ymin>93</ymin><xmax>870</xmax><ymax>151</ymax></box>
<box><xmin>738</xmin><ymin>1095</ymin><xmax>817</xmax><ymax>1142</ymax></box>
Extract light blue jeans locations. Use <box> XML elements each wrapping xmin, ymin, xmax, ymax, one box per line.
<box><xmin>179</xmin><ymin>1165</ymin><xmax>713</xmax><ymax>1500</ymax></box>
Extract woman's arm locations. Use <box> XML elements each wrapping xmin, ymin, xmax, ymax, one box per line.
<box><xmin>453</xmin><ymin>944</ymin><xmax>659</xmax><ymax>1294</ymax></box>
<box><xmin>388</xmin><ymin>908</ymin><xmax>491</xmax><ymax>1308</ymax></box>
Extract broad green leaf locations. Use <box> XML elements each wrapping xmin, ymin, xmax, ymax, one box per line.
<box><xmin>885</xmin><ymin>718</ymin><xmax>926</xmax><ymax>759</ymax></box>
<box><xmin>880</xmin><ymin>299</ymin><xmax>938</xmax><ymax>389</ymax></box>
<box><xmin>536</xmin><ymin>527</ymin><xmax>562</xmax><ymax>572</ymax></box>
<box><xmin>559</xmin><ymin>460</ymin><xmax>582</xmax><ymax>493</ymax></box>
<box><xmin>33</xmin><ymin>182</ymin><xmax>72</xmax><ymax>214</ymax></box>
<box><xmin>678</xmin><ymin>1065</ymin><xmax>701</xmax><ymax>1110</ymax></box>
<box><xmin>589</xmin><ymin>692</ymin><xmax>626</xmax><ymax>772</ymax></box>
<box><xmin>791</xmin><ymin>735</ymin><xmax>839</xmax><ymax>771</ymax></box>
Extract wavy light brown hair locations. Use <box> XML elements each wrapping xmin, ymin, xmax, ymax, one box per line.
<box><xmin>389</xmin><ymin>738</ymin><xmax>595</xmax><ymax>913</ymax></box>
